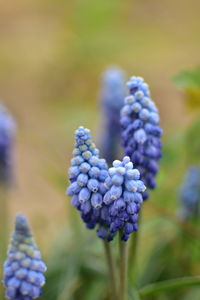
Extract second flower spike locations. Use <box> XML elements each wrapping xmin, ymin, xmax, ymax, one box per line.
<box><xmin>121</xmin><ymin>76</ymin><xmax>163</xmax><ymax>199</ymax></box>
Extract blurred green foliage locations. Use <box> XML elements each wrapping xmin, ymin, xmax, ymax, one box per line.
<box><xmin>173</xmin><ymin>67</ymin><xmax>200</xmax><ymax>110</ymax></box>
<box><xmin>173</xmin><ymin>67</ymin><xmax>200</xmax><ymax>89</ymax></box>
<box><xmin>185</xmin><ymin>117</ymin><xmax>200</xmax><ymax>164</ymax></box>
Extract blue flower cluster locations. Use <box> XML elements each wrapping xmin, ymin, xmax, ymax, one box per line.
<box><xmin>98</xmin><ymin>156</ymin><xmax>146</xmax><ymax>241</ymax></box>
<box><xmin>0</xmin><ymin>104</ymin><xmax>16</xmax><ymax>185</ymax></box>
<box><xmin>66</xmin><ymin>126</ymin><xmax>110</xmax><ymax>229</ymax></box>
<box><xmin>121</xmin><ymin>76</ymin><xmax>162</xmax><ymax>199</ymax></box>
<box><xmin>3</xmin><ymin>214</ymin><xmax>47</xmax><ymax>300</ymax></box>
<box><xmin>66</xmin><ymin>127</ymin><xmax>146</xmax><ymax>241</ymax></box>
<box><xmin>179</xmin><ymin>166</ymin><xmax>200</xmax><ymax>220</ymax></box>
<box><xmin>99</xmin><ymin>67</ymin><xmax>125</xmax><ymax>165</ymax></box>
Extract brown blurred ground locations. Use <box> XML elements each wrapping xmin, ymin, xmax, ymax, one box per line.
<box><xmin>0</xmin><ymin>0</ymin><xmax>200</xmax><ymax>250</ymax></box>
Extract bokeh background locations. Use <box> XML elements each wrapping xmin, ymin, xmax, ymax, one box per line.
<box><xmin>1</xmin><ymin>0</ymin><xmax>200</xmax><ymax>299</ymax></box>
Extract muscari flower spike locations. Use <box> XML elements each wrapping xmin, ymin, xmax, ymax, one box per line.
<box><xmin>66</xmin><ymin>126</ymin><xmax>110</xmax><ymax>230</ymax></box>
<box><xmin>3</xmin><ymin>214</ymin><xmax>47</xmax><ymax>300</ymax></box>
<box><xmin>0</xmin><ymin>103</ymin><xmax>16</xmax><ymax>185</ymax></box>
<box><xmin>179</xmin><ymin>166</ymin><xmax>200</xmax><ymax>220</ymax></box>
<box><xmin>99</xmin><ymin>67</ymin><xmax>126</xmax><ymax>165</ymax></box>
<box><xmin>98</xmin><ymin>156</ymin><xmax>146</xmax><ymax>241</ymax></box>
<box><xmin>121</xmin><ymin>76</ymin><xmax>163</xmax><ymax>199</ymax></box>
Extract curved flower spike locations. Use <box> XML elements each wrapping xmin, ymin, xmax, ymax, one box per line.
<box><xmin>66</xmin><ymin>126</ymin><xmax>110</xmax><ymax>229</ymax></box>
<box><xmin>121</xmin><ymin>76</ymin><xmax>163</xmax><ymax>199</ymax></box>
<box><xmin>3</xmin><ymin>214</ymin><xmax>47</xmax><ymax>300</ymax></box>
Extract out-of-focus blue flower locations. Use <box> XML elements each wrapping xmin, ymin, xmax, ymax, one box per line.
<box><xmin>98</xmin><ymin>156</ymin><xmax>146</xmax><ymax>241</ymax></box>
<box><xmin>179</xmin><ymin>166</ymin><xmax>200</xmax><ymax>220</ymax></box>
<box><xmin>0</xmin><ymin>104</ymin><xmax>16</xmax><ymax>185</ymax></box>
<box><xmin>3</xmin><ymin>214</ymin><xmax>46</xmax><ymax>300</ymax></box>
<box><xmin>99</xmin><ymin>67</ymin><xmax>126</xmax><ymax>165</ymax></box>
<box><xmin>66</xmin><ymin>126</ymin><xmax>110</xmax><ymax>229</ymax></box>
<box><xmin>121</xmin><ymin>76</ymin><xmax>162</xmax><ymax>199</ymax></box>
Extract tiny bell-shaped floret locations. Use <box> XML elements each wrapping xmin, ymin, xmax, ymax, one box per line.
<box><xmin>3</xmin><ymin>214</ymin><xmax>46</xmax><ymax>300</ymax></box>
<box><xmin>121</xmin><ymin>76</ymin><xmax>162</xmax><ymax>199</ymax></box>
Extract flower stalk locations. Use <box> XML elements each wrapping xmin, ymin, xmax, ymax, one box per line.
<box><xmin>103</xmin><ymin>240</ymin><xmax>118</xmax><ymax>300</ymax></box>
<box><xmin>119</xmin><ymin>231</ymin><xmax>128</xmax><ymax>300</ymax></box>
<box><xmin>128</xmin><ymin>211</ymin><xmax>142</xmax><ymax>285</ymax></box>
<box><xmin>0</xmin><ymin>186</ymin><xmax>8</xmax><ymax>260</ymax></box>
<box><xmin>0</xmin><ymin>186</ymin><xmax>8</xmax><ymax>299</ymax></box>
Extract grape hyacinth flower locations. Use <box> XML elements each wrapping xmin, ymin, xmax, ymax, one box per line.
<box><xmin>121</xmin><ymin>76</ymin><xmax>162</xmax><ymax>199</ymax></box>
<box><xmin>66</xmin><ymin>126</ymin><xmax>110</xmax><ymax>230</ymax></box>
<box><xmin>179</xmin><ymin>166</ymin><xmax>200</xmax><ymax>220</ymax></box>
<box><xmin>99</xmin><ymin>156</ymin><xmax>146</xmax><ymax>241</ymax></box>
<box><xmin>99</xmin><ymin>67</ymin><xmax>125</xmax><ymax>165</ymax></box>
<box><xmin>0</xmin><ymin>103</ymin><xmax>16</xmax><ymax>185</ymax></box>
<box><xmin>3</xmin><ymin>214</ymin><xmax>47</xmax><ymax>300</ymax></box>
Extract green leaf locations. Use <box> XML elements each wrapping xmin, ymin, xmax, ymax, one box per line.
<box><xmin>129</xmin><ymin>288</ymin><xmax>142</xmax><ymax>300</ymax></box>
<box><xmin>139</xmin><ymin>276</ymin><xmax>200</xmax><ymax>297</ymax></box>
<box><xmin>138</xmin><ymin>276</ymin><xmax>200</xmax><ymax>297</ymax></box>
<box><xmin>185</xmin><ymin>116</ymin><xmax>200</xmax><ymax>164</ymax></box>
<box><xmin>173</xmin><ymin>66</ymin><xmax>200</xmax><ymax>89</ymax></box>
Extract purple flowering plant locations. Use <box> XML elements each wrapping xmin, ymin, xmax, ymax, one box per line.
<box><xmin>66</xmin><ymin>75</ymin><xmax>164</xmax><ymax>300</ymax></box>
<box><xmin>67</xmin><ymin>126</ymin><xmax>146</xmax><ymax>299</ymax></box>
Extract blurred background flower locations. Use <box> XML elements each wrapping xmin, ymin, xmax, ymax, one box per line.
<box><xmin>179</xmin><ymin>166</ymin><xmax>200</xmax><ymax>220</ymax></box>
<box><xmin>3</xmin><ymin>214</ymin><xmax>46</xmax><ymax>300</ymax></box>
<box><xmin>0</xmin><ymin>103</ymin><xmax>16</xmax><ymax>185</ymax></box>
<box><xmin>98</xmin><ymin>66</ymin><xmax>125</xmax><ymax>165</ymax></box>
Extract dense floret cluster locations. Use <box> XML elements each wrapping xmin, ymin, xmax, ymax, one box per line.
<box><xmin>179</xmin><ymin>166</ymin><xmax>200</xmax><ymax>219</ymax></box>
<box><xmin>3</xmin><ymin>214</ymin><xmax>46</xmax><ymax>300</ymax></box>
<box><xmin>99</xmin><ymin>67</ymin><xmax>125</xmax><ymax>165</ymax></box>
<box><xmin>0</xmin><ymin>104</ymin><xmax>16</xmax><ymax>184</ymax></box>
<box><xmin>66</xmin><ymin>127</ymin><xmax>146</xmax><ymax>241</ymax></box>
<box><xmin>121</xmin><ymin>76</ymin><xmax>162</xmax><ymax>199</ymax></box>
<box><xmin>98</xmin><ymin>157</ymin><xmax>146</xmax><ymax>241</ymax></box>
<box><xmin>67</xmin><ymin>126</ymin><xmax>110</xmax><ymax>229</ymax></box>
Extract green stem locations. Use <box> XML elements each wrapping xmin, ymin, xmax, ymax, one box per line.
<box><xmin>128</xmin><ymin>211</ymin><xmax>142</xmax><ymax>285</ymax></box>
<box><xmin>0</xmin><ymin>185</ymin><xmax>9</xmax><ymax>299</ymax></box>
<box><xmin>128</xmin><ymin>231</ymin><xmax>138</xmax><ymax>285</ymax></box>
<box><xmin>139</xmin><ymin>276</ymin><xmax>200</xmax><ymax>297</ymax></box>
<box><xmin>119</xmin><ymin>233</ymin><xmax>128</xmax><ymax>300</ymax></box>
<box><xmin>0</xmin><ymin>186</ymin><xmax>8</xmax><ymax>258</ymax></box>
<box><xmin>103</xmin><ymin>240</ymin><xmax>118</xmax><ymax>300</ymax></box>
<box><xmin>128</xmin><ymin>232</ymin><xmax>138</xmax><ymax>268</ymax></box>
